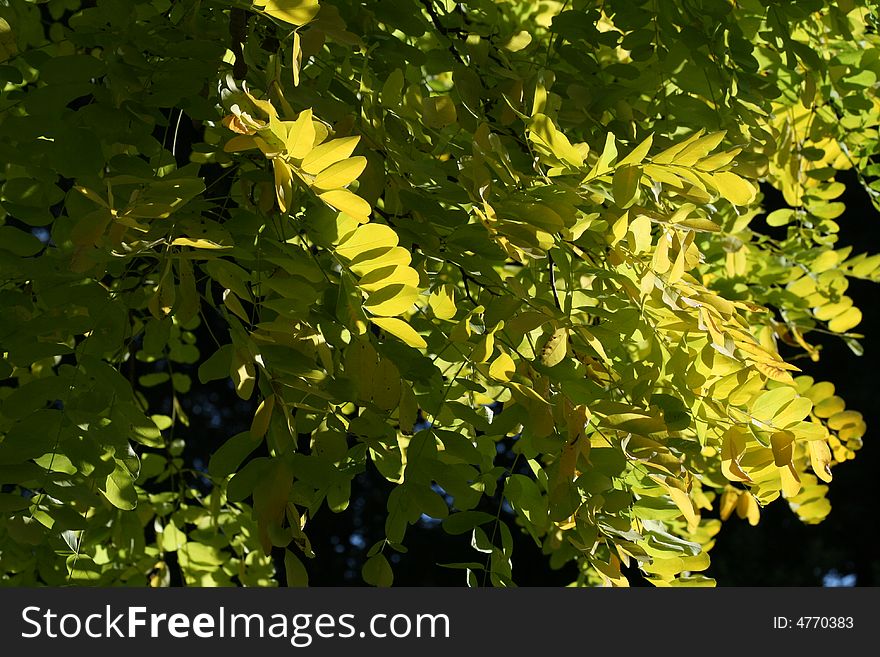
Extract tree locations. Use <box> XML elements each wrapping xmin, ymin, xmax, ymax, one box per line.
<box><xmin>0</xmin><ymin>0</ymin><xmax>876</xmax><ymax>587</ymax></box>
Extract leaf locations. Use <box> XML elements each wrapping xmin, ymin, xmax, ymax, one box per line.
<box><xmin>286</xmin><ymin>108</ymin><xmax>316</xmax><ymax>159</ymax></box>
<box><xmin>371</xmin><ymin>317</ymin><xmax>427</xmax><ymax>348</ymax></box>
<box><xmin>711</xmin><ymin>171</ymin><xmax>756</xmax><ymax>206</ymax></box>
<box><xmin>612</xmin><ymin>166</ymin><xmax>640</xmax><ymax>208</ymax></box>
<box><xmin>651</xmin><ymin>129</ymin><xmax>706</xmax><ymax>165</ymax></box>
<box><xmin>422</xmin><ymin>95</ymin><xmax>458</xmax><ymax>129</ymax></box>
<box><xmin>0</xmin><ymin>226</ymin><xmax>42</xmax><ymax>256</ymax></box>
<box><xmin>208</xmin><ymin>432</ymin><xmax>261</xmax><ymax>478</ymax></box>
<box><xmin>284</xmin><ymin>550</ymin><xmax>309</xmax><ymax>587</ymax></box>
<box><xmin>231</xmin><ymin>351</ymin><xmax>256</xmax><ymax>400</ymax></box>
<box><xmin>103</xmin><ymin>468</ymin><xmax>137</xmax><ymax>510</ymax></box>
<box><xmin>273</xmin><ymin>157</ymin><xmax>295</xmax><ymax>212</ymax></box>
<box><xmin>720</xmin><ymin>427</ymin><xmax>751</xmax><ymax>482</ymax></box>
<box><xmin>251</xmin><ymin>395</ymin><xmax>275</xmax><ymax>439</ymax></box>
<box><xmin>750</xmin><ymin>387</ymin><xmax>797</xmax><ymax>426</ymax></box>
<box><xmin>362</xmin><ymin>553</ymin><xmax>393</xmax><ymax>587</ymax></box>
<box><xmin>766</xmin><ymin>209</ymin><xmax>795</xmax><ymax>227</ymax></box>
<box><xmin>429</xmin><ymin>284</ymin><xmax>457</xmax><ymax>320</ymax></box>
<box><xmin>358</xmin><ymin>265</ymin><xmax>420</xmax><ymax>292</ymax></box>
<box><xmin>301</xmin><ymin>136</ymin><xmax>361</xmax><ymax>175</ymax></box>
<box><xmin>364</xmin><ymin>285</ymin><xmax>420</xmax><ymax>316</ymax></box>
<box><xmin>617</xmin><ymin>134</ymin><xmax>653</xmax><ymax>167</ymax></box>
<box><xmin>318</xmin><ymin>190</ymin><xmax>371</xmax><ymax>222</ymax></box>
<box><xmin>312</xmin><ymin>156</ymin><xmax>368</xmax><ymax>191</ymax></box>
<box><xmin>0</xmin><ymin>18</ymin><xmax>17</xmax><ymax>63</ymax></box>
<box><xmin>489</xmin><ymin>351</ymin><xmax>516</xmax><ymax>381</ymax></box>
<box><xmin>261</xmin><ymin>0</ymin><xmax>321</xmax><ymax>27</ymax></box>
<box><xmin>736</xmin><ymin>493</ymin><xmax>760</xmax><ymax>526</ymax></box>
<box><xmin>667</xmin><ymin>487</ymin><xmax>698</xmax><ymax>527</ymax></box>
<box><xmin>529</xmin><ymin>113</ymin><xmax>584</xmax><ymax>167</ymax></box>
<box><xmin>291</xmin><ymin>31</ymin><xmax>302</xmax><ymax>86</ymax></box>
<box><xmin>171</xmin><ymin>237</ymin><xmax>230</xmax><ymax>249</ymax></box>
<box><xmin>827</xmin><ymin>307</ymin><xmax>862</xmax><ymax>333</ymax></box>
<box><xmin>809</xmin><ymin>440</ymin><xmax>833</xmax><ymax>483</ymax></box>
<box><xmin>540</xmin><ymin>328</ymin><xmax>568</xmax><ymax>367</ymax></box>
<box><xmin>770</xmin><ymin>430</ymin><xmax>795</xmax><ymax>467</ymax></box>
<box><xmin>336</xmin><ymin>223</ymin><xmax>399</xmax><ymax>260</ymax></box>
<box><xmin>585</xmin><ymin>132</ymin><xmax>618</xmax><ymax>179</ymax></box>
<box><xmin>672</xmin><ymin>131</ymin><xmax>726</xmax><ymax>166</ymax></box>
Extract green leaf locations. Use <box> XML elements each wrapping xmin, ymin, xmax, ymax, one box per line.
<box><xmin>0</xmin><ymin>226</ymin><xmax>42</xmax><ymax>256</ymax></box>
<box><xmin>284</xmin><ymin>549</ymin><xmax>309</xmax><ymax>586</ymax></box>
<box><xmin>442</xmin><ymin>511</ymin><xmax>497</xmax><ymax>535</ymax></box>
<box><xmin>103</xmin><ymin>468</ymin><xmax>138</xmax><ymax>510</ymax></box>
<box><xmin>362</xmin><ymin>553</ymin><xmax>393</xmax><ymax>587</ymax></box>
<box><xmin>612</xmin><ymin>166</ymin><xmax>640</xmax><ymax>208</ymax></box>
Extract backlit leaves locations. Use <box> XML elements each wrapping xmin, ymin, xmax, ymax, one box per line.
<box><xmin>0</xmin><ymin>0</ymin><xmax>872</xmax><ymax>590</ymax></box>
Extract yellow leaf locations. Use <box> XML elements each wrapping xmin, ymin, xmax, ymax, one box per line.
<box><xmin>224</xmin><ymin>135</ymin><xmax>258</xmax><ymax>152</ymax></box>
<box><xmin>668</xmin><ymin>486</ymin><xmax>698</xmax><ymax>527</ymax></box>
<box><xmin>736</xmin><ymin>492</ymin><xmax>760</xmax><ymax>526</ymax></box>
<box><xmin>809</xmin><ymin>440</ymin><xmax>833</xmax><ymax>483</ymax></box>
<box><xmin>780</xmin><ymin>466</ymin><xmax>802</xmax><ymax>497</ymax></box>
<box><xmin>429</xmin><ymin>284</ymin><xmax>457</xmax><ymax>320</ymax></box>
<box><xmin>504</xmin><ymin>30</ymin><xmax>532</xmax><ymax>52</ymax></box>
<box><xmin>813</xmin><ymin>395</ymin><xmax>844</xmax><ymax>417</ymax></box>
<box><xmin>318</xmin><ymin>189</ymin><xmax>371</xmax><ymax>222</ymax></box>
<box><xmin>585</xmin><ymin>132</ymin><xmax>617</xmax><ymax>179</ymax></box>
<box><xmin>711</xmin><ymin>171</ymin><xmax>756</xmax><ymax>206</ymax></box>
<box><xmin>617</xmin><ymin>134</ymin><xmax>653</xmax><ymax>167</ymax></box>
<box><xmin>770</xmin><ymin>430</ymin><xmax>794</xmax><ymax>467</ymax></box>
<box><xmin>697</xmin><ymin>147</ymin><xmax>741</xmax><ymax>171</ymax></box>
<box><xmin>349</xmin><ymin>246</ymin><xmax>412</xmax><ymax>277</ymax></box>
<box><xmin>827</xmin><ymin>410</ymin><xmax>862</xmax><ymax>431</ymax></box>
<box><xmin>371</xmin><ymin>317</ymin><xmax>427</xmax><ymax>348</ymax></box>
<box><xmin>364</xmin><ymin>285</ymin><xmax>420</xmax><ymax>316</ymax></box>
<box><xmin>291</xmin><ymin>31</ymin><xmax>302</xmax><ymax>87</ymax></box>
<box><xmin>719</xmin><ymin>487</ymin><xmax>739</xmax><ymax>520</ymax></box>
<box><xmin>627</xmin><ymin>214</ymin><xmax>653</xmax><ymax>253</ymax></box>
<box><xmin>529</xmin><ymin>113</ymin><xmax>584</xmax><ymax>168</ymax></box>
<box><xmin>750</xmin><ymin>386</ymin><xmax>797</xmax><ymax>426</ymax></box>
<box><xmin>171</xmin><ymin>237</ymin><xmax>230</xmax><ymax>249</ymax></box>
<box><xmin>651</xmin><ymin>129</ymin><xmax>706</xmax><ymax>165</ymax></box>
<box><xmin>272</xmin><ymin>158</ymin><xmax>294</xmax><ymax>213</ymax></box>
<box><xmin>489</xmin><ymin>351</ymin><xmax>516</xmax><ymax>381</ymax></box>
<box><xmin>720</xmin><ymin>427</ymin><xmax>751</xmax><ymax>482</ymax></box>
<box><xmin>827</xmin><ymin>306</ymin><xmax>861</xmax><ymax>333</ymax></box>
<box><xmin>262</xmin><ymin>0</ymin><xmax>320</xmax><ymax>27</ymax></box>
<box><xmin>471</xmin><ymin>330</ymin><xmax>495</xmax><ymax>364</ymax></box>
<box><xmin>671</xmin><ymin>131</ymin><xmax>726</xmax><ymax>166</ymax></box>
<box><xmin>357</xmin><ymin>264</ymin><xmax>420</xmax><ymax>292</ymax></box>
<box><xmin>231</xmin><ymin>351</ymin><xmax>255</xmax><ymax>400</ymax></box>
<box><xmin>814</xmin><ymin>299</ymin><xmax>853</xmax><ymax>321</ymax></box>
<box><xmin>312</xmin><ymin>156</ymin><xmax>368</xmax><ymax>191</ymax></box>
<box><xmin>301</xmin><ymin>136</ymin><xmax>360</xmax><ymax>175</ymax></box>
<box><xmin>336</xmin><ymin>223</ymin><xmax>399</xmax><ymax>261</ymax></box>
<box><xmin>540</xmin><ymin>327</ymin><xmax>568</xmax><ymax>367</ymax></box>
<box><xmin>286</xmin><ymin>108</ymin><xmax>316</xmax><ymax>159</ymax></box>
<box><xmin>251</xmin><ymin>395</ymin><xmax>275</xmax><ymax>439</ymax></box>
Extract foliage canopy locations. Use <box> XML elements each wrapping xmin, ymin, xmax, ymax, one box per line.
<box><xmin>0</xmin><ymin>0</ymin><xmax>877</xmax><ymax>586</ymax></box>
